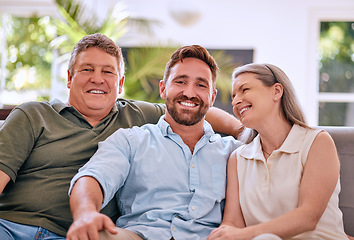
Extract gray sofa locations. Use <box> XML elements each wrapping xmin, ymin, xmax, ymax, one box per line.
<box><xmin>0</xmin><ymin>121</ymin><xmax>353</xmax><ymax>235</ymax></box>
<box><xmin>321</xmin><ymin>126</ymin><xmax>354</xmax><ymax>236</ymax></box>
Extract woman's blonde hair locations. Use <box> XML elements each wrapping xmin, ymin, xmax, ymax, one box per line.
<box><xmin>232</xmin><ymin>63</ymin><xmax>309</xmax><ymax>143</ymax></box>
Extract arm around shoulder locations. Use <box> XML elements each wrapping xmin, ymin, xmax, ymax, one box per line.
<box><xmin>206</xmin><ymin>107</ymin><xmax>242</xmax><ymax>138</ymax></box>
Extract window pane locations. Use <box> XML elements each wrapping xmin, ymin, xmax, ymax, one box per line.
<box><xmin>319</xmin><ymin>22</ymin><xmax>354</xmax><ymax>93</ymax></box>
<box><xmin>1</xmin><ymin>16</ymin><xmax>55</xmax><ymax>105</ymax></box>
<box><xmin>319</xmin><ymin>102</ymin><xmax>354</xmax><ymax>126</ymax></box>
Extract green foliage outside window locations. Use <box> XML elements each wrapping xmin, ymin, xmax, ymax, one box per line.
<box><xmin>4</xmin><ymin>16</ymin><xmax>56</xmax><ymax>91</ymax></box>
<box><xmin>319</xmin><ymin>22</ymin><xmax>354</xmax><ymax>126</ymax></box>
<box><xmin>1</xmin><ymin>0</ymin><xmax>236</xmax><ymax>105</ymax></box>
<box><xmin>52</xmin><ymin>0</ymin><xmax>235</xmax><ymax>103</ymax></box>
<box><xmin>319</xmin><ymin>22</ymin><xmax>354</xmax><ymax>93</ymax></box>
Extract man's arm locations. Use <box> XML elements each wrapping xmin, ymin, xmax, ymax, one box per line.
<box><xmin>206</xmin><ymin>107</ymin><xmax>243</xmax><ymax>139</ymax></box>
<box><xmin>67</xmin><ymin>176</ymin><xmax>118</xmax><ymax>240</ymax></box>
<box><xmin>0</xmin><ymin>170</ymin><xmax>10</xmax><ymax>194</ymax></box>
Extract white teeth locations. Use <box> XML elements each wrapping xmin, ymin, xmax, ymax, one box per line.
<box><xmin>88</xmin><ymin>90</ymin><xmax>105</xmax><ymax>94</ymax></box>
<box><xmin>180</xmin><ymin>102</ymin><xmax>196</xmax><ymax>107</ymax></box>
<box><xmin>240</xmin><ymin>107</ymin><xmax>250</xmax><ymax>115</ymax></box>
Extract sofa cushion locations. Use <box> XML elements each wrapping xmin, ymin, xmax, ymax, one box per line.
<box><xmin>321</xmin><ymin>126</ymin><xmax>354</xmax><ymax>236</ymax></box>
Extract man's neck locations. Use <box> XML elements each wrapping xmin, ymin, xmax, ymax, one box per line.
<box><xmin>70</xmin><ymin>104</ymin><xmax>109</xmax><ymax>127</ymax></box>
<box><xmin>164</xmin><ymin>115</ymin><xmax>205</xmax><ymax>153</ymax></box>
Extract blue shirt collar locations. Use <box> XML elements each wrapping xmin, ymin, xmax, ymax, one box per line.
<box><xmin>157</xmin><ymin>115</ymin><xmax>216</xmax><ymax>141</ymax></box>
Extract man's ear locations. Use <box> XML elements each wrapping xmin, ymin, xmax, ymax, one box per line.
<box><xmin>160</xmin><ymin>80</ymin><xmax>166</xmax><ymax>100</ymax></box>
<box><xmin>118</xmin><ymin>76</ymin><xmax>125</xmax><ymax>94</ymax></box>
<box><xmin>210</xmin><ymin>89</ymin><xmax>217</xmax><ymax>107</ymax></box>
<box><xmin>67</xmin><ymin>70</ymin><xmax>72</xmax><ymax>89</ymax></box>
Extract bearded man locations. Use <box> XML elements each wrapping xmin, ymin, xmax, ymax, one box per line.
<box><xmin>66</xmin><ymin>45</ymin><xmax>242</xmax><ymax>240</ymax></box>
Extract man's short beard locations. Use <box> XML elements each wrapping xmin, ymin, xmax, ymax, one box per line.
<box><xmin>165</xmin><ymin>95</ymin><xmax>209</xmax><ymax>126</ymax></box>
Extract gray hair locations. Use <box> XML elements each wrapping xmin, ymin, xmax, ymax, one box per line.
<box><xmin>68</xmin><ymin>33</ymin><xmax>125</xmax><ymax>78</ymax></box>
<box><xmin>232</xmin><ymin>63</ymin><xmax>309</xmax><ymax>143</ymax></box>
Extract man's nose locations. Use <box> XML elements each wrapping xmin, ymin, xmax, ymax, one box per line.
<box><xmin>90</xmin><ymin>70</ymin><xmax>104</xmax><ymax>84</ymax></box>
<box><xmin>182</xmin><ymin>85</ymin><xmax>197</xmax><ymax>98</ymax></box>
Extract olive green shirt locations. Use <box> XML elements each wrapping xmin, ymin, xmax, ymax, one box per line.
<box><xmin>0</xmin><ymin>98</ymin><xmax>164</xmax><ymax>236</ymax></box>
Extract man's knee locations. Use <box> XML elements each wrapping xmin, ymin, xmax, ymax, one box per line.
<box><xmin>252</xmin><ymin>233</ymin><xmax>282</xmax><ymax>240</ymax></box>
<box><xmin>98</xmin><ymin>228</ymin><xmax>143</xmax><ymax>240</ymax></box>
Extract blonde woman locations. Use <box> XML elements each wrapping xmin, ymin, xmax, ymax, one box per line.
<box><xmin>208</xmin><ymin>63</ymin><xmax>348</xmax><ymax>240</ymax></box>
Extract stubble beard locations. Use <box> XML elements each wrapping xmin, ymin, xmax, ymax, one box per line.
<box><xmin>165</xmin><ymin>95</ymin><xmax>209</xmax><ymax>126</ymax></box>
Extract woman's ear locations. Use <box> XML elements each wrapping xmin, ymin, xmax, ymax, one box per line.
<box><xmin>273</xmin><ymin>83</ymin><xmax>283</xmax><ymax>101</ymax></box>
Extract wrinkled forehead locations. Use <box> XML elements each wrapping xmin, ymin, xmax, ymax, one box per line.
<box><xmin>75</xmin><ymin>48</ymin><xmax>119</xmax><ymax>69</ymax></box>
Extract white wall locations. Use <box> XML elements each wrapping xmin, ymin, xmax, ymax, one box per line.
<box><xmin>1</xmin><ymin>0</ymin><xmax>353</xmax><ymax>125</ymax></box>
<box><xmin>117</xmin><ymin>0</ymin><xmax>354</xmax><ymax>125</ymax></box>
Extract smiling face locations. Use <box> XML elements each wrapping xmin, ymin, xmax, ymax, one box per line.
<box><xmin>160</xmin><ymin>58</ymin><xmax>217</xmax><ymax>126</ymax></box>
<box><xmin>232</xmin><ymin>72</ymin><xmax>280</xmax><ymax>128</ymax></box>
<box><xmin>67</xmin><ymin>47</ymin><xmax>124</xmax><ymax>120</ymax></box>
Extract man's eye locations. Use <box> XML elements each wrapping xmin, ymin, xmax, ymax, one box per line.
<box><xmin>104</xmin><ymin>71</ymin><xmax>114</xmax><ymax>74</ymax></box>
<box><xmin>243</xmin><ymin>88</ymin><xmax>249</xmax><ymax>92</ymax></box>
<box><xmin>198</xmin><ymin>84</ymin><xmax>207</xmax><ymax>88</ymax></box>
<box><xmin>82</xmin><ymin>68</ymin><xmax>92</xmax><ymax>72</ymax></box>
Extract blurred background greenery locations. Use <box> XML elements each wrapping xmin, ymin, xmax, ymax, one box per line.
<box><xmin>319</xmin><ymin>22</ymin><xmax>354</xmax><ymax>126</ymax></box>
<box><xmin>0</xmin><ymin>1</ymin><xmax>353</xmax><ymax>125</ymax></box>
<box><xmin>2</xmin><ymin>0</ymin><xmax>238</xmax><ymax>104</ymax></box>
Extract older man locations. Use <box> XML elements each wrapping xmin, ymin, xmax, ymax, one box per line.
<box><xmin>67</xmin><ymin>45</ymin><xmax>242</xmax><ymax>240</ymax></box>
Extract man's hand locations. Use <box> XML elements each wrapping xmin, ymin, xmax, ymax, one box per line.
<box><xmin>68</xmin><ymin>176</ymin><xmax>117</xmax><ymax>240</ymax></box>
<box><xmin>66</xmin><ymin>211</ymin><xmax>117</xmax><ymax>240</ymax></box>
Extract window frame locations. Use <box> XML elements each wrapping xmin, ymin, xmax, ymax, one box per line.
<box><xmin>307</xmin><ymin>7</ymin><xmax>354</xmax><ymax>126</ymax></box>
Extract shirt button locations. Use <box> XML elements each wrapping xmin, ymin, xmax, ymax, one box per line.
<box><xmin>192</xmin><ymin>206</ymin><xmax>196</xmax><ymax>211</ymax></box>
<box><xmin>264</xmin><ymin>176</ymin><xmax>268</xmax><ymax>181</ymax></box>
<box><xmin>191</xmin><ymin>164</ymin><xmax>195</xmax><ymax>168</ymax></box>
<box><xmin>172</xmin><ymin>227</ymin><xmax>176</xmax><ymax>231</ymax></box>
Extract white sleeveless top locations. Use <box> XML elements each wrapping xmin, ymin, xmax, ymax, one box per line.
<box><xmin>236</xmin><ymin>124</ymin><xmax>347</xmax><ymax>239</ymax></box>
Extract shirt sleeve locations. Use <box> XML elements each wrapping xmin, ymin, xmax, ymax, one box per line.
<box><xmin>131</xmin><ymin>100</ymin><xmax>165</xmax><ymax>124</ymax></box>
<box><xmin>69</xmin><ymin>128</ymin><xmax>133</xmax><ymax>208</ymax></box>
<box><xmin>0</xmin><ymin>107</ymin><xmax>36</xmax><ymax>181</ymax></box>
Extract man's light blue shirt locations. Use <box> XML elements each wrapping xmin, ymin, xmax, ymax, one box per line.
<box><xmin>70</xmin><ymin>116</ymin><xmax>242</xmax><ymax>240</ymax></box>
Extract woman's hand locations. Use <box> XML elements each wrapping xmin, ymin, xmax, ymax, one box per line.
<box><xmin>347</xmin><ymin>234</ymin><xmax>354</xmax><ymax>240</ymax></box>
<box><xmin>208</xmin><ymin>225</ymin><xmax>251</xmax><ymax>240</ymax></box>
